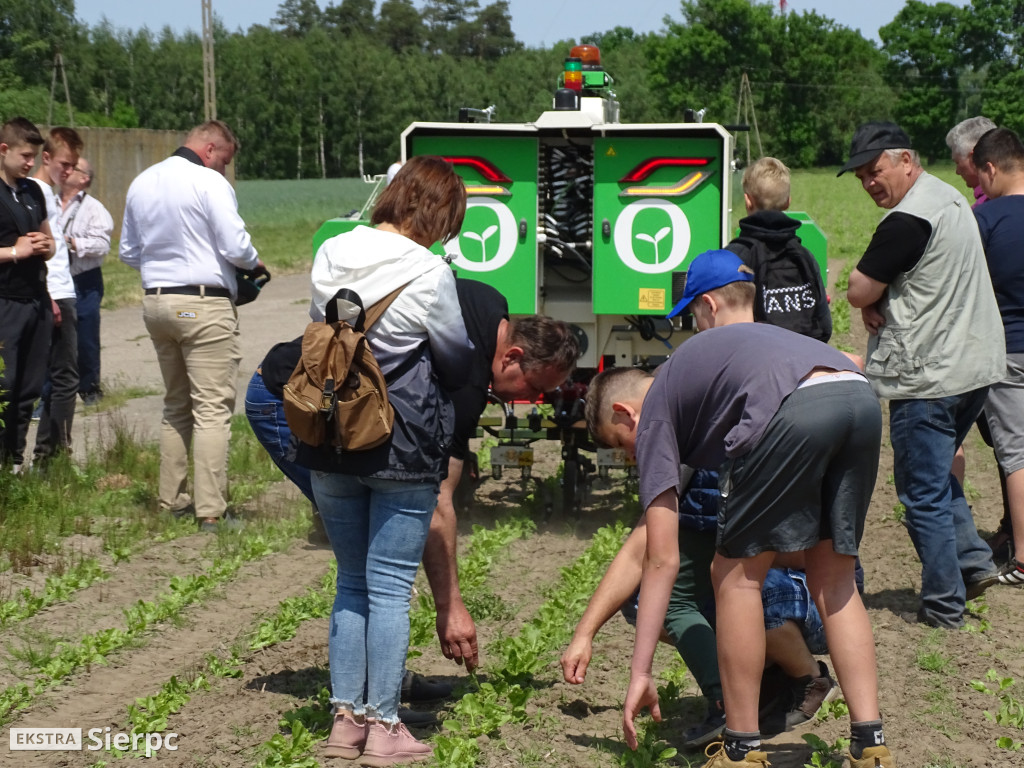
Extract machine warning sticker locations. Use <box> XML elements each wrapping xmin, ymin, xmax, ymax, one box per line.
<box><xmin>605</xmin><ymin>146</ymin><xmax>616</xmax><ymax>156</ymax></box>
<box><xmin>638</xmin><ymin>289</ymin><xmax>666</xmax><ymax>310</ymax></box>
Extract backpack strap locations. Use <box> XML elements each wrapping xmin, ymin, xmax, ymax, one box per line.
<box><xmin>325</xmin><ymin>288</ymin><xmax>366</xmax><ymax>328</ymax></box>
<box><xmin>362</xmin><ymin>282</ymin><xmax>412</xmax><ymax>330</ymax></box>
<box><xmin>324</xmin><ymin>281</ymin><xmax>413</xmax><ymax>330</ymax></box>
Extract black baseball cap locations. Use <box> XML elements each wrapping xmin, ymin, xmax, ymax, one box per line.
<box><xmin>837</xmin><ymin>122</ymin><xmax>913</xmax><ymax>176</ymax></box>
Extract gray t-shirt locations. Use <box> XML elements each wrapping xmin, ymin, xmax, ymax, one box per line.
<box><xmin>636</xmin><ymin>322</ymin><xmax>858</xmax><ymax>511</ymax></box>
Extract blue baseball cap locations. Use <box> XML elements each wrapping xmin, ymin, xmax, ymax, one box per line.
<box><xmin>666</xmin><ymin>249</ymin><xmax>754</xmax><ymax>318</ymax></box>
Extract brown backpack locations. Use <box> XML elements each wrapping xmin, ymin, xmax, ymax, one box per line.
<box><xmin>282</xmin><ymin>284</ymin><xmax>406</xmax><ymax>451</ymax></box>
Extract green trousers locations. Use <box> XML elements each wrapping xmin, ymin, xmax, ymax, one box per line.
<box><xmin>663</xmin><ymin>526</ymin><xmax>722</xmax><ymax>704</ymax></box>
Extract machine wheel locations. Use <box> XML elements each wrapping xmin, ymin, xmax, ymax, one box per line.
<box><xmin>561</xmin><ymin>459</ymin><xmax>580</xmax><ymax>516</ymax></box>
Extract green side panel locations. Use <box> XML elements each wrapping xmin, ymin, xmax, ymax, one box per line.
<box><xmin>787</xmin><ymin>212</ymin><xmax>828</xmax><ymax>283</ymax></box>
<box><xmin>313</xmin><ymin>218</ymin><xmax>368</xmax><ymax>256</ymax></box>
<box><xmin>731</xmin><ymin>211</ymin><xmax>828</xmax><ymax>283</ymax></box>
<box><xmin>407</xmin><ymin>134</ymin><xmax>539</xmax><ymax>314</ymax></box>
<box><xmin>593</xmin><ymin>136</ymin><xmax>725</xmax><ymax>314</ymax></box>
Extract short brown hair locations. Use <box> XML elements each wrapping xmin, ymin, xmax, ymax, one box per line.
<box><xmin>508</xmin><ymin>315</ymin><xmax>580</xmax><ymax>376</ymax></box>
<box><xmin>972</xmin><ymin>127</ymin><xmax>1024</xmax><ymax>174</ymax></box>
<box><xmin>742</xmin><ymin>157</ymin><xmax>790</xmax><ymax>212</ymax></box>
<box><xmin>188</xmin><ymin>120</ymin><xmax>239</xmax><ymax>151</ymax></box>
<box><xmin>371</xmin><ymin>155</ymin><xmax>466</xmax><ymax>245</ymax></box>
<box><xmin>43</xmin><ymin>126</ymin><xmax>83</xmax><ymax>156</ymax></box>
<box><xmin>710</xmin><ymin>273</ymin><xmax>756</xmax><ymax>309</ymax></box>
<box><xmin>0</xmin><ymin>117</ymin><xmax>43</xmax><ymax>148</ymax></box>
<box><xmin>584</xmin><ymin>367</ymin><xmax>652</xmax><ymax>448</ymax></box>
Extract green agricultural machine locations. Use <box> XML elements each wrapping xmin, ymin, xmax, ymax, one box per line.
<box><xmin>314</xmin><ymin>44</ymin><xmax>827</xmax><ymax>513</ymax></box>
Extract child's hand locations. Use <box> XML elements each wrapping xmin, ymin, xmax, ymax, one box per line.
<box><xmin>622</xmin><ymin>671</ymin><xmax>660</xmax><ymax>750</ymax></box>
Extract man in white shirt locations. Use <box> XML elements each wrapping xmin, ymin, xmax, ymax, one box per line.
<box><xmin>30</xmin><ymin>126</ymin><xmax>82</xmax><ymax>462</ymax></box>
<box><xmin>61</xmin><ymin>158</ymin><xmax>113</xmax><ymax>406</ymax></box>
<box><xmin>121</xmin><ymin>120</ymin><xmax>263</xmax><ymax>530</ymax></box>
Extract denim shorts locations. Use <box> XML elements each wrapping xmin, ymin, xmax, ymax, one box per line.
<box><xmin>762</xmin><ymin>568</ymin><xmax>827</xmax><ymax>654</ymax></box>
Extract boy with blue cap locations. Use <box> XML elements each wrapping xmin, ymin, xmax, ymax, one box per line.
<box><xmin>585</xmin><ymin>249</ymin><xmax>895</xmax><ymax>767</ymax></box>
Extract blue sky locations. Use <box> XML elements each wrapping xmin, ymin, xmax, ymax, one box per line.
<box><xmin>72</xmin><ymin>0</ymin><xmax>968</xmax><ymax>47</ymax></box>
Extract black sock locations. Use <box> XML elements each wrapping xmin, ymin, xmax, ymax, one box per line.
<box><xmin>850</xmin><ymin>719</ymin><xmax>885</xmax><ymax>759</ymax></box>
<box><xmin>723</xmin><ymin>728</ymin><xmax>760</xmax><ymax>761</ymax></box>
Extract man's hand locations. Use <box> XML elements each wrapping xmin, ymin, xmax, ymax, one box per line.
<box><xmin>622</xmin><ymin>671</ymin><xmax>661</xmax><ymax>750</ymax></box>
<box><xmin>51</xmin><ymin>299</ymin><xmax>62</xmax><ymax>328</ymax></box>
<box><xmin>560</xmin><ymin>634</ymin><xmax>593</xmax><ymax>684</ymax></box>
<box><xmin>861</xmin><ymin>304</ymin><xmax>886</xmax><ymax>335</ymax></box>
<box><xmin>436</xmin><ymin>600</ymin><xmax>478</xmax><ymax>672</ymax></box>
<box><xmin>18</xmin><ymin>232</ymin><xmax>51</xmax><ymax>257</ymax></box>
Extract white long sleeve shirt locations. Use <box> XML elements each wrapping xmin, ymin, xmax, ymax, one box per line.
<box><xmin>62</xmin><ymin>191</ymin><xmax>113</xmax><ymax>277</ymax></box>
<box><xmin>119</xmin><ymin>151</ymin><xmax>258</xmax><ymax>299</ymax></box>
<box><xmin>29</xmin><ymin>177</ymin><xmax>75</xmax><ymax>301</ymax></box>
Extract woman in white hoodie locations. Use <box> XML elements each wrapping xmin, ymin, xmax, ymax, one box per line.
<box><xmin>308</xmin><ymin>156</ymin><xmax>474</xmax><ymax>766</ymax></box>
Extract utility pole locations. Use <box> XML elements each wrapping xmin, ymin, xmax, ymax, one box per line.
<box><xmin>48</xmin><ymin>51</ymin><xmax>74</xmax><ymax>127</ymax></box>
<box><xmin>734</xmin><ymin>73</ymin><xmax>763</xmax><ymax>166</ymax></box>
<box><xmin>202</xmin><ymin>0</ymin><xmax>217</xmax><ymax>120</ymax></box>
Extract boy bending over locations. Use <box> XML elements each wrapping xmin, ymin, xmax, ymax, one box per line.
<box><xmin>584</xmin><ymin>250</ymin><xmax>894</xmax><ymax>768</ymax></box>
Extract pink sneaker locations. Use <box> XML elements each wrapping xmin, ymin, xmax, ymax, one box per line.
<box><xmin>324</xmin><ymin>712</ymin><xmax>367</xmax><ymax>759</ymax></box>
<box><xmin>359</xmin><ymin>720</ymin><xmax>432</xmax><ymax>766</ymax></box>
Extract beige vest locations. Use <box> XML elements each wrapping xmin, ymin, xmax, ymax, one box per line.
<box><xmin>864</xmin><ymin>172</ymin><xmax>1005</xmax><ymax>400</ymax></box>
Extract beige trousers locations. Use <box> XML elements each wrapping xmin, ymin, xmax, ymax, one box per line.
<box><xmin>142</xmin><ymin>293</ymin><xmax>240</xmax><ymax>519</ymax></box>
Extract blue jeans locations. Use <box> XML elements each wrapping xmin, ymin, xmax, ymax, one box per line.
<box><xmin>74</xmin><ymin>267</ymin><xmax>103</xmax><ymax>396</ymax></box>
<box><xmin>890</xmin><ymin>389</ymin><xmax>997</xmax><ymax>627</ymax></box>
<box><xmin>762</xmin><ymin>568</ymin><xmax>827</xmax><ymax>654</ymax></box>
<box><xmin>312</xmin><ymin>472</ymin><xmax>438</xmax><ymax>723</ymax></box>
<box><xmin>244</xmin><ymin>371</ymin><xmax>314</xmax><ymax>504</ymax></box>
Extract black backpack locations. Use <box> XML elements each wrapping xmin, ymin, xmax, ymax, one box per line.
<box><xmin>727</xmin><ymin>235</ymin><xmax>832</xmax><ymax>342</ymax></box>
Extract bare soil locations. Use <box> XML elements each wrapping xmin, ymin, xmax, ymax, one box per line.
<box><xmin>5</xmin><ymin>271</ymin><xmax>1022</xmax><ymax>768</ymax></box>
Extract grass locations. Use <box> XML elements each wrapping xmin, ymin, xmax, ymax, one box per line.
<box><xmin>0</xmin><ymin>410</ymin><xmax>283</xmax><ymax>578</ymax></box>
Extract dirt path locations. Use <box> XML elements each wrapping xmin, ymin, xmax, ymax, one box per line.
<box><xmin>11</xmin><ymin>539</ymin><xmax>334</xmax><ymax>768</ymax></box>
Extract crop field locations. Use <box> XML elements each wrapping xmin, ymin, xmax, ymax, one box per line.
<box><xmin>3</xmin><ymin>166</ymin><xmax>1024</xmax><ymax>768</ymax></box>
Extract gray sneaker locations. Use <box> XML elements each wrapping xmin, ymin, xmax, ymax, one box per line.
<box><xmin>785</xmin><ymin>660</ymin><xmax>838</xmax><ymax>730</ymax></box>
<box><xmin>682</xmin><ymin>701</ymin><xmax>726</xmax><ymax>749</ymax></box>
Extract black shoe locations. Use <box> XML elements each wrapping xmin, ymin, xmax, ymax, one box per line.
<box><xmin>899</xmin><ymin>609</ymin><xmax>961</xmax><ymax>629</ymax></box>
<box><xmin>966</xmin><ymin>572</ymin><xmax>999</xmax><ymax>600</ymax></box>
<box><xmin>398</xmin><ymin>708</ymin><xmax>439</xmax><ymax>728</ymax></box>
<box><xmin>682</xmin><ymin>701</ymin><xmax>726</xmax><ymax>749</ymax></box>
<box><xmin>169</xmin><ymin>502</ymin><xmax>196</xmax><ymax>520</ymax></box>
<box><xmin>400</xmin><ymin>671</ymin><xmax>452</xmax><ymax>703</ymax></box>
<box><xmin>785</xmin><ymin>661</ymin><xmax>838</xmax><ymax>730</ymax></box>
<box><xmin>81</xmin><ymin>391</ymin><xmax>103</xmax><ymax>406</ymax></box>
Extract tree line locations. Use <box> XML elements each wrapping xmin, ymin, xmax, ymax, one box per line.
<box><xmin>2</xmin><ymin>0</ymin><xmax>1022</xmax><ymax>179</ymax></box>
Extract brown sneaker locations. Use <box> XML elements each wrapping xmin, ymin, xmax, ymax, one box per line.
<box><xmin>701</xmin><ymin>741</ymin><xmax>771</xmax><ymax>767</ymax></box>
<box><xmin>324</xmin><ymin>712</ymin><xmax>367</xmax><ymax>759</ymax></box>
<box><xmin>359</xmin><ymin>720</ymin><xmax>432</xmax><ymax>767</ymax></box>
<box><xmin>848</xmin><ymin>745</ymin><xmax>896</xmax><ymax>768</ymax></box>
<box><xmin>785</xmin><ymin>660</ymin><xmax>839</xmax><ymax>730</ymax></box>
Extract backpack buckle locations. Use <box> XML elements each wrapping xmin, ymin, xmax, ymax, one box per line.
<box><xmin>320</xmin><ymin>378</ymin><xmax>337</xmax><ymax>418</ymax></box>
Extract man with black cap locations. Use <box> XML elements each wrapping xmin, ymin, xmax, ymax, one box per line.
<box><xmin>841</xmin><ymin>121</ymin><xmax>1004</xmax><ymax>629</ymax></box>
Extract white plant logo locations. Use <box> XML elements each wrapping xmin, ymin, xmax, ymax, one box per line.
<box><xmin>634</xmin><ymin>226</ymin><xmax>672</xmax><ymax>264</ymax></box>
<box><xmin>613</xmin><ymin>199</ymin><xmax>690</xmax><ymax>274</ymax></box>
<box><xmin>449</xmin><ymin>198</ymin><xmax>517</xmax><ymax>272</ymax></box>
<box><xmin>463</xmin><ymin>224</ymin><xmax>499</xmax><ymax>261</ymax></box>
